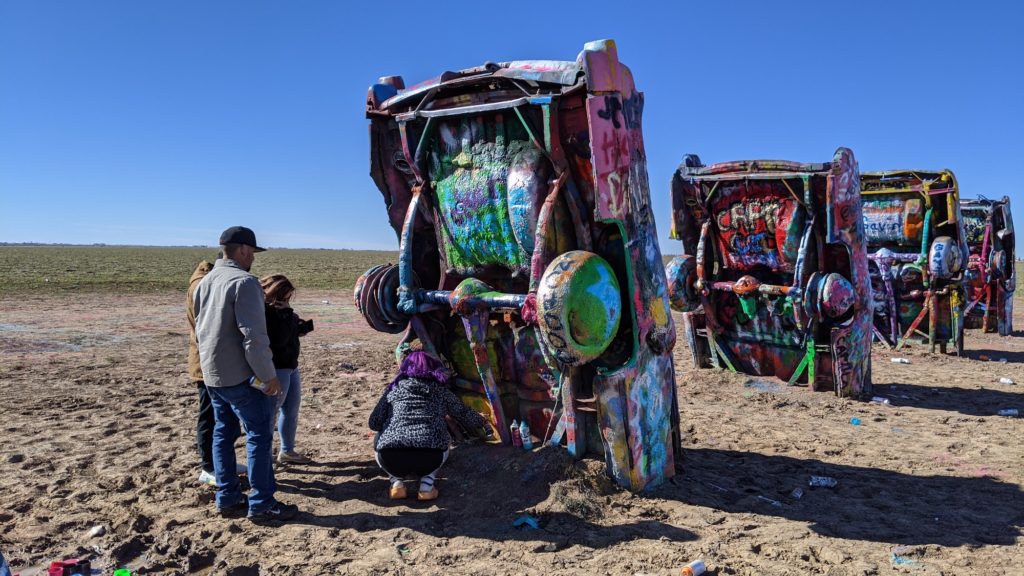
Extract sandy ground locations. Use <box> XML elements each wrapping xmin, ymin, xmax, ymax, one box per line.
<box><xmin>1</xmin><ymin>289</ymin><xmax>1022</xmax><ymax>575</ymax></box>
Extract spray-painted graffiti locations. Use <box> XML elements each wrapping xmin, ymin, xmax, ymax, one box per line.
<box><xmin>862</xmin><ymin>198</ymin><xmax>923</xmax><ymax>244</ymax></box>
<box><xmin>668</xmin><ymin>148</ymin><xmax>872</xmax><ymax>398</ymax></box>
<box><xmin>362</xmin><ymin>39</ymin><xmax>679</xmax><ymax>491</ymax></box>
<box><xmin>862</xmin><ymin>171</ymin><xmax>968</xmax><ymax>352</ymax></box>
<box><xmin>961</xmin><ymin>197</ymin><xmax>1015</xmax><ymax>335</ymax></box>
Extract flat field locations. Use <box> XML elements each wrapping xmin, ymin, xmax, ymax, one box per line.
<box><xmin>1</xmin><ymin>247</ymin><xmax>1022</xmax><ymax>575</ymax></box>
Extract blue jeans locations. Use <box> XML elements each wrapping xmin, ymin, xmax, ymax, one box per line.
<box><xmin>274</xmin><ymin>368</ymin><xmax>302</xmax><ymax>453</ymax></box>
<box><xmin>208</xmin><ymin>381</ymin><xmax>278</xmax><ymax>514</ymax></box>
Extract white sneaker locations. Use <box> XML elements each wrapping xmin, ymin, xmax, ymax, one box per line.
<box><xmin>198</xmin><ymin>470</ymin><xmax>217</xmax><ymax>487</ymax></box>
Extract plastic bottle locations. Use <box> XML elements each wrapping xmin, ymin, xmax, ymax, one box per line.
<box><xmin>509</xmin><ymin>420</ymin><xmax>523</xmax><ymax>448</ymax></box>
<box><xmin>870</xmin><ymin>396</ymin><xmax>891</xmax><ymax>405</ymax></box>
<box><xmin>681</xmin><ymin>559</ymin><xmax>706</xmax><ymax>575</ymax></box>
<box><xmin>519</xmin><ymin>420</ymin><xmax>533</xmax><ymax>450</ymax></box>
<box><xmin>997</xmin><ymin>409</ymin><xmax>1019</xmax><ymax>417</ymax></box>
<box><xmin>891</xmin><ymin>357</ymin><xmax>911</xmax><ymax>364</ymax></box>
<box><xmin>999</xmin><ymin>378</ymin><xmax>1015</xmax><ymax>385</ymax></box>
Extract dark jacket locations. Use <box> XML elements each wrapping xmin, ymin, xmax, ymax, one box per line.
<box><xmin>265</xmin><ymin>303</ymin><xmax>310</xmax><ymax>370</ymax></box>
<box><xmin>369</xmin><ymin>377</ymin><xmax>489</xmax><ymax>451</ymax></box>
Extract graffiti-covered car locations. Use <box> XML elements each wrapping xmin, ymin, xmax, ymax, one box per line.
<box><xmin>861</xmin><ymin>170</ymin><xmax>969</xmax><ymax>353</ymax></box>
<box><xmin>961</xmin><ymin>196</ymin><xmax>1015</xmax><ymax>335</ymax></box>
<box><xmin>358</xmin><ymin>40</ymin><xmax>680</xmax><ymax>490</ymax></box>
<box><xmin>665</xmin><ymin>149</ymin><xmax>873</xmax><ymax>398</ymax></box>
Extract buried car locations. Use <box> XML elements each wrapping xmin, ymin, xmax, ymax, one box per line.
<box><xmin>665</xmin><ymin>149</ymin><xmax>872</xmax><ymax>398</ymax></box>
<box><xmin>358</xmin><ymin>40</ymin><xmax>680</xmax><ymax>490</ymax></box>
<box><xmin>961</xmin><ymin>196</ymin><xmax>1015</xmax><ymax>335</ymax></box>
<box><xmin>861</xmin><ymin>170</ymin><xmax>969</xmax><ymax>353</ymax></box>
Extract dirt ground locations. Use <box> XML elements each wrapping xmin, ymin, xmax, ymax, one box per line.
<box><xmin>1</xmin><ymin>289</ymin><xmax>1022</xmax><ymax>575</ymax></box>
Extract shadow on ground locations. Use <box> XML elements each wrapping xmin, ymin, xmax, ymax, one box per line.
<box><xmin>872</xmin><ymin>382</ymin><xmax>1023</xmax><ymax>416</ymax></box>
<box><xmin>654</xmin><ymin>448</ymin><xmax>1023</xmax><ymax>546</ymax></box>
<box><xmin>278</xmin><ymin>448</ymin><xmax>697</xmax><ymax>548</ymax></box>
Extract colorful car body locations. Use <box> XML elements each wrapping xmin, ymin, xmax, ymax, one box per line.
<box><xmin>860</xmin><ymin>170</ymin><xmax>969</xmax><ymax>353</ymax></box>
<box><xmin>961</xmin><ymin>196</ymin><xmax>1015</xmax><ymax>335</ymax></box>
<box><xmin>360</xmin><ymin>40</ymin><xmax>680</xmax><ymax>490</ymax></box>
<box><xmin>666</xmin><ymin>149</ymin><xmax>873</xmax><ymax>398</ymax></box>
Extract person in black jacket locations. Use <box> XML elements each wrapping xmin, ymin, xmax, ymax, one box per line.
<box><xmin>369</xmin><ymin>351</ymin><xmax>491</xmax><ymax>501</ymax></box>
<box><xmin>260</xmin><ymin>274</ymin><xmax>314</xmax><ymax>465</ymax></box>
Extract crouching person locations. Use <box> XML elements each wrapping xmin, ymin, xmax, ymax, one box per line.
<box><xmin>369</xmin><ymin>351</ymin><xmax>490</xmax><ymax>501</ymax></box>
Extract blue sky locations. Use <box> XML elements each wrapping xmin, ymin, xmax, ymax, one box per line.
<box><xmin>1</xmin><ymin>1</ymin><xmax>1021</xmax><ymax>254</ymax></box>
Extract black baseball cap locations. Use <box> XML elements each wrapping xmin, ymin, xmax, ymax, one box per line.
<box><xmin>219</xmin><ymin>226</ymin><xmax>266</xmax><ymax>252</ymax></box>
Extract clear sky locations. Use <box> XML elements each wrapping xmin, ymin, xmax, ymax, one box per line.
<box><xmin>1</xmin><ymin>1</ymin><xmax>1021</xmax><ymax>254</ymax></box>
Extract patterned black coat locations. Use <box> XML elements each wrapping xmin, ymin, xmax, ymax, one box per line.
<box><xmin>368</xmin><ymin>377</ymin><xmax>489</xmax><ymax>451</ymax></box>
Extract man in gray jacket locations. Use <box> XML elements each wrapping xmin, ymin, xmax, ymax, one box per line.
<box><xmin>193</xmin><ymin>226</ymin><xmax>298</xmax><ymax>523</ymax></box>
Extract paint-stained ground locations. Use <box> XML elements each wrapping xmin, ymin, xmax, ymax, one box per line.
<box><xmin>1</xmin><ymin>289</ymin><xmax>1022</xmax><ymax>575</ymax></box>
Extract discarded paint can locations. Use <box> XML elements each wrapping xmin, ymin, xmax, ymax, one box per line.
<box><xmin>680</xmin><ymin>559</ymin><xmax>706</xmax><ymax>576</ymax></box>
<box><xmin>870</xmin><ymin>396</ymin><xmax>891</xmax><ymax>405</ymax></box>
<box><xmin>998</xmin><ymin>378</ymin><xmax>1015</xmax><ymax>385</ymax></box>
<box><xmin>891</xmin><ymin>358</ymin><xmax>911</xmax><ymax>364</ymax></box>
<box><xmin>997</xmin><ymin>409</ymin><xmax>1019</xmax><ymax>417</ymax></box>
<box><xmin>519</xmin><ymin>420</ymin><xmax>534</xmax><ymax>450</ymax></box>
<box><xmin>809</xmin><ymin>475</ymin><xmax>838</xmax><ymax>488</ymax></box>
<box><xmin>509</xmin><ymin>420</ymin><xmax>523</xmax><ymax>449</ymax></box>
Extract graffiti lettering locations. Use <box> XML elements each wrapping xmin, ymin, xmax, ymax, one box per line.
<box><xmin>731</xmin><ymin>231</ymin><xmax>775</xmax><ymax>257</ymax></box>
<box><xmin>716</xmin><ymin>199</ymin><xmax>780</xmax><ymax>234</ymax></box>
<box><xmin>597</xmin><ymin>96</ymin><xmax>623</xmax><ymax>129</ymax></box>
<box><xmin>620</xmin><ymin>92</ymin><xmax>643</xmax><ymax>130</ymax></box>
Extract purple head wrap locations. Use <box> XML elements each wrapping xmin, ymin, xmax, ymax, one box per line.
<box><xmin>388</xmin><ymin>351</ymin><xmax>452</xmax><ymax>390</ymax></box>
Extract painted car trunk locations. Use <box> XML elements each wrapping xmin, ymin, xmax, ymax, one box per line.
<box><xmin>961</xmin><ymin>196</ymin><xmax>1015</xmax><ymax>336</ymax></box>
<box><xmin>860</xmin><ymin>170</ymin><xmax>969</xmax><ymax>353</ymax></box>
<box><xmin>666</xmin><ymin>149</ymin><xmax>873</xmax><ymax>398</ymax></box>
<box><xmin>361</xmin><ymin>40</ymin><xmax>680</xmax><ymax>491</ymax></box>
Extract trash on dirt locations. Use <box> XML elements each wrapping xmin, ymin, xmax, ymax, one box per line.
<box><xmin>512</xmin><ymin>514</ymin><xmax>539</xmax><ymax>529</ymax></box>
<box><xmin>47</xmin><ymin>558</ymin><xmax>91</xmax><ymax>575</ymax></box>
<box><xmin>890</xmin><ymin>552</ymin><xmax>924</xmax><ymax>569</ymax></box>
<box><xmin>396</xmin><ymin>544</ymin><xmax>411</xmax><ymax>556</ymax></box>
<box><xmin>86</xmin><ymin>524</ymin><xmax>106</xmax><ymax>538</ymax></box>
<box><xmin>743</xmin><ymin>379</ymin><xmax>784</xmax><ymax>394</ymax></box>
<box><xmin>978</xmin><ymin>354</ymin><xmax>990</xmax><ymax>361</ymax></box>
<box><xmin>809</xmin><ymin>476</ymin><xmax>838</xmax><ymax>488</ymax></box>
<box><xmin>757</xmin><ymin>495</ymin><xmax>782</xmax><ymax>507</ymax></box>
<box><xmin>998</xmin><ymin>377</ymin><xmax>1015</xmax><ymax>385</ymax></box>
<box><xmin>997</xmin><ymin>408</ymin><xmax>1019</xmax><ymax>417</ymax></box>
<box><xmin>790</xmin><ymin>487</ymin><xmax>804</xmax><ymax>500</ymax></box>
<box><xmin>891</xmin><ymin>357</ymin><xmax>911</xmax><ymax>364</ymax></box>
<box><xmin>999</xmin><ymin>357</ymin><xmax>1008</xmax><ymax>363</ymax></box>
<box><xmin>681</xmin><ymin>559</ymin><xmax>707</xmax><ymax>576</ymax></box>
<box><xmin>320</xmin><ymin>300</ymin><xmax>331</xmax><ymax>304</ymax></box>
<box><xmin>850</xmin><ymin>417</ymin><xmax>861</xmax><ymax>426</ymax></box>
<box><xmin>870</xmin><ymin>396</ymin><xmax>891</xmax><ymax>405</ymax></box>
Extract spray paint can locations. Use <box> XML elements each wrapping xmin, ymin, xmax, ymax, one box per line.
<box><xmin>519</xmin><ymin>420</ymin><xmax>533</xmax><ymax>450</ymax></box>
<box><xmin>681</xmin><ymin>559</ymin><xmax>706</xmax><ymax>575</ymax></box>
<box><xmin>510</xmin><ymin>420</ymin><xmax>523</xmax><ymax>448</ymax></box>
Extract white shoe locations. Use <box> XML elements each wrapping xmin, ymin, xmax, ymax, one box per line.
<box><xmin>198</xmin><ymin>470</ymin><xmax>217</xmax><ymax>487</ymax></box>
